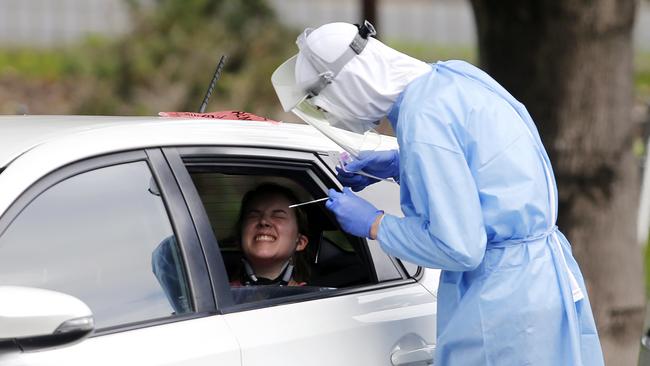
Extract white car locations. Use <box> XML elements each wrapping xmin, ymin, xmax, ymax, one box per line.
<box><xmin>0</xmin><ymin>115</ymin><xmax>439</xmax><ymax>366</ymax></box>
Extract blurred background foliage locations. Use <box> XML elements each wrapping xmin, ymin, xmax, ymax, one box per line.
<box><xmin>0</xmin><ymin>0</ymin><xmax>295</xmax><ymax>117</ymax></box>
<box><xmin>0</xmin><ymin>0</ymin><xmax>483</xmax><ymax>120</ymax></box>
<box><xmin>638</xmin><ymin>51</ymin><xmax>650</xmax><ymax>101</ymax></box>
<box><xmin>0</xmin><ymin>0</ymin><xmax>647</xmax><ymax>120</ymax></box>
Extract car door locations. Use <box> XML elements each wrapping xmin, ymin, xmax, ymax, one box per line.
<box><xmin>166</xmin><ymin>146</ymin><xmax>437</xmax><ymax>366</ymax></box>
<box><xmin>0</xmin><ymin>150</ymin><xmax>240</xmax><ymax>366</ymax></box>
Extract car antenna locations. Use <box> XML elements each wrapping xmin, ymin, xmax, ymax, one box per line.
<box><xmin>198</xmin><ymin>54</ymin><xmax>228</xmax><ymax>113</ymax></box>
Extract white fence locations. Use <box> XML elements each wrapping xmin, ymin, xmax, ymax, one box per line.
<box><xmin>0</xmin><ymin>0</ymin><xmax>648</xmax><ymax>50</ymax></box>
<box><xmin>0</xmin><ymin>0</ymin><xmax>130</xmax><ymax>47</ymax></box>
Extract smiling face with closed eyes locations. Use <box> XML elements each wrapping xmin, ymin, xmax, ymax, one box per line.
<box><xmin>240</xmin><ymin>192</ymin><xmax>308</xmax><ymax>279</ymax></box>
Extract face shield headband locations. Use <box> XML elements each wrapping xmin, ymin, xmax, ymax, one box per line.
<box><xmin>296</xmin><ymin>20</ymin><xmax>377</xmax><ymax>99</ymax></box>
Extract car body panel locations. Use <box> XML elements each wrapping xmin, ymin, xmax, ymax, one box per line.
<box><xmin>0</xmin><ymin>118</ymin><xmax>337</xmax><ymax>215</ymax></box>
<box><xmin>0</xmin><ymin>117</ymin><xmax>396</xmax><ymax>216</ymax></box>
<box><xmin>225</xmin><ymin>283</ymin><xmax>436</xmax><ymax>365</ymax></box>
<box><xmin>0</xmin><ymin>115</ymin><xmax>436</xmax><ymax>366</ymax></box>
<box><xmin>0</xmin><ymin>315</ymin><xmax>241</xmax><ymax>366</ymax></box>
<box><xmin>0</xmin><ymin>115</ymin><xmax>142</xmax><ymax>168</ymax></box>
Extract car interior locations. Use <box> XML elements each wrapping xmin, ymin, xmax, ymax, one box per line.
<box><xmin>184</xmin><ymin>163</ymin><xmax>377</xmax><ymax>304</ymax></box>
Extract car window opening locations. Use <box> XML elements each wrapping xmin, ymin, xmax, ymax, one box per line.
<box><xmin>183</xmin><ymin>163</ymin><xmax>375</xmax><ymax>305</ymax></box>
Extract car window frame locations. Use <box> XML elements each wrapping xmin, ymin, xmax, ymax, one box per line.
<box><xmin>0</xmin><ymin>149</ymin><xmax>216</xmax><ymax>336</ymax></box>
<box><xmin>163</xmin><ymin>146</ymin><xmax>418</xmax><ymax>314</ymax></box>
<box><xmin>396</xmin><ymin>259</ymin><xmax>424</xmax><ymax>279</ymax></box>
<box><xmin>316</xmin><ymin>152</ymin><xmax>426</xmax><ymax>281</ymax></box>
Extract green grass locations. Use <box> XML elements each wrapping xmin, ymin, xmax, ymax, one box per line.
<box><xmin>2</xmin><ymin>42</ymin><xmax>646</xmax><ymax>96</ymax></box>
<box><xmin>636</xmin><ymin>50</ymin><xmax>650</xmax><ymax>102</ymax></box>
<box><xmin>0</xmin><ymin>36</ymin><xmax>117</xmax><ymax>80</ymax></box>
<box><xmin>385</xmin><ymin>40</ymin><xmax>477</xmax><ymax>64</ymax></box>
<box><xmin>645</xmin><ymin>243</ymin><xmax>650</xmax><ymax>298</ymax></box>
<box><xmin>0</xmin><ymin>49</ymin><xmax>73</xmax><ymax>79</ymax></box>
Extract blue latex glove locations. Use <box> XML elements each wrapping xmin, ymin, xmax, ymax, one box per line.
<box><xmin>326</xmin><ymin>188</ymin><xmax>383</xmax><ymax>238</ymax></box>
<box><xmin>336</xmin><ymin>150</ymin><xmax>399</xmax><ymax>191</ymax></box>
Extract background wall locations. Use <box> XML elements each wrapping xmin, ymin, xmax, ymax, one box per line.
<box><xmin>0</xmin><ymin>0</ymin><xmax>130</xmax><ymax>47</ymax></box>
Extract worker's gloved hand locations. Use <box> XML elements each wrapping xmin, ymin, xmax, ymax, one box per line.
<box><xmin>326</xmin><ymin>188</ymin><xmax>383</xmax><ymax>238</ymax></box>
<box><xmin>336</xmin><ymin>150</ymin><xmax>399</xmax><ymax>191</ymax></box>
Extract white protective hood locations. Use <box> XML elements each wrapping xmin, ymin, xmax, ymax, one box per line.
<box><xmin>295</xmin><ymin>34</ymin><xmax>431</xmax><ymax>128</ymax></box>
<box><xmin>272</xmin><ymin>22</ymin><xmax>431</xmax><ymax>156</ymax></box>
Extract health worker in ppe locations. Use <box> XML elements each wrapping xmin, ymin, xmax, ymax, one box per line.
<box><xmin>271</xmin><ymin>21</ymin><xmax>604</xmax><ymax>365</ymax></box>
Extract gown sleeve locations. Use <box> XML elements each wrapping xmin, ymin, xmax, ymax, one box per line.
<box><xmin>377</xmin><ymin>138</ymin><xmax>487</xmax><ymax>271</ymax></box>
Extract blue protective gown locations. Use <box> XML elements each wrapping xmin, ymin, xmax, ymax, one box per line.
<box><xmin>378</xmin><ymin>60</ymin><xmax>604</xmax><ymax>365</ymax></box>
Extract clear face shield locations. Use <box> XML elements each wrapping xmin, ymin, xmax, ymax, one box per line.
<box><xmin>271</xmin><ymin>22</ymin><xmax>382</xmax><ymax>157</ymax></box>
<box><xmin>291</xmin><ymin>95</ymin><xmax>382</xmax><ymax>157</ymax></box>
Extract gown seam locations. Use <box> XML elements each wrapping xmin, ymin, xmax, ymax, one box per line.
<box><xmin>402</xmin><ymin>139</ymin><xmax>464</xmax><ymax>156</ymax></box>
<box><xmin>476</xmin><ymin>131</ymin><xmax>527</xmax><ymax>171</ymax></box>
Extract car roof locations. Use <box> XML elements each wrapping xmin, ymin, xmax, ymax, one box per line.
<box><xmin>0</xmin><ymin>114</ymin><xmax>399</xmax><ymax>225</ymax></box>
<box><xmin>0</xmin><ymin>115</ymin><xmax>133</xmax><ymax>167</ymax></box>
<box><xmin>0</xmin><ymin>115</ymin><xmax>356</xmax><ymax>169</ymax></box>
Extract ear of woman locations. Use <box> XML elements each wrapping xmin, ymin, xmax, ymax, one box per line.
<box><xmin>295</xmin><ymin>235</ymin><xmax>308</xmax><ymax>251</ymax></box>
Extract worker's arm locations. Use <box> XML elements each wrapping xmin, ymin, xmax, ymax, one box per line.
<box><xmin>377</xmin><ymin>141</ymin><xmax>487</xmax><ymax>272</ymax></box>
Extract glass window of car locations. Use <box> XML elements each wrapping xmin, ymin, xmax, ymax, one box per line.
<box><xmin>187</xmin><ymin>171</ymin><xmax>371</xmax><ymax>286</ymax></box>
<box><xmin>0</xmin><ymin>161</ymin><xmax>192</xmax><ymax>330</ymax></box>
<box><xmin>179</xmin><ymin>154</ymin><xmax>382</xmax><ymax>305</ymax></box>
<box><xmin>356</xmin><ymin>180</ymin><xmax>422</xmax><ymax>279</ymax></box>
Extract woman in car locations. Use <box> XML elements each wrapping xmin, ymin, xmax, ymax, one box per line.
<box><xmin>230</xmin><ymin>183</ymin><xmax>311</xmax><ymax>286</ymax></box>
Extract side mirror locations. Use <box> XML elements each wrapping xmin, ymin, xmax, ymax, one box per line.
<box><xmin>0</xmin><ymin>286</ymin><xmax>94</xmax><ymax>352</ymax></box>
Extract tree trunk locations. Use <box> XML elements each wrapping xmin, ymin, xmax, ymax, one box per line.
<box><xmin>361</xmin><ymin>0</ymin><xmax>378</xmax><ymax>33</ymax></box>
<box><xmin>469</xmin><ymin>0</ymin><xmax>644</xmax><ymax>364</ymax></box>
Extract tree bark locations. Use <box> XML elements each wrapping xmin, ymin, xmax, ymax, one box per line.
<box><xmin>361</xmin><ymin>0</ymin><xmax>378</xmax><ymax>33</ymax></box>
<box><xmin>469</xmin><ymin>0</ymin><xmax>644</xmax><ymax>364</ymax></box>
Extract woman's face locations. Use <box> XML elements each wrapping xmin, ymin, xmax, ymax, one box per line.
<box><xmin>240</xmin><ymin>193</ymin><xmax>307</xmax><ymax>266</ymax></box>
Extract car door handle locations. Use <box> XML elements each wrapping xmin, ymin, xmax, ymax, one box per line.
<box><xmin>391</xmin><ymin>344</ymin><xmax>436</xmax><ymax>365</ymax></box>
